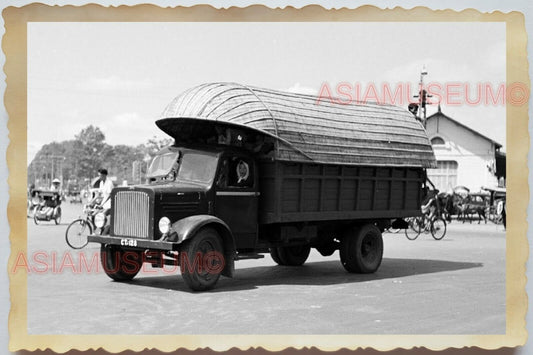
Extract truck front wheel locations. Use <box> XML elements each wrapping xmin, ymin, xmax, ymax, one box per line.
<box><xmin>270</xmin><ymin>245</ymin><xmax>311</xmax><ymax>266</ymax></box>
<box><xmin>100</xmin><ymin>245</ymin><xmax>143</xmax><ymax>281</ymax></box>
<box><xmin>180</xmin><ymin>228</ymin><xmax>224</xmax><ymax>291</ymax></box>
<box><xmin>340</xmin><ymin>224</ymin><xmax>383</xmax><ymax>273</ymax></box>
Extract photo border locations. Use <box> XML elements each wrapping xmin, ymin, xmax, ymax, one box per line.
<box><xmin>4</xmin><ymin>3</ymin><xmax>529</xmax><ymax>352</ymax></box>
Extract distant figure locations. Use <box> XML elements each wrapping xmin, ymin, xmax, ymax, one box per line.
<box><xmin>50</xmin><ymin>178</ymin><xmax>61</xmax><ymax>192</ymax></box>
<box><xmin>498</xmin><ymin>176</ymin><xmax>505</xmax><ymax>187</ymax></box>
<box><xmin>50</xmin><ymin>179</ymin><xmax>64</xmax><ymax>200</ymax></box>
<box><xmin>502</xmin><ymin>202</ymin><xmax>506</xmax><ymax>229</ymax></box>
<box><xmin>28</xmin><ymin>183</ymin><xmax>36</xmax><ymax>197</ymax></box>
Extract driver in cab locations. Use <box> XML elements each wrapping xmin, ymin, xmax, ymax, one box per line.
<box><xmin>216</xmin><ymin>158</ymin><xmax>252</xmax><ymax>188</ymax></box>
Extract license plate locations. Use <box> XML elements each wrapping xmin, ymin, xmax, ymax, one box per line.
<box><xmin>120</xmin><ymin>238</ymin><xmax>138</xmax><ymax>247</ymax></box>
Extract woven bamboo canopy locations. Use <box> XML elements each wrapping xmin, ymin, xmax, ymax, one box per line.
<box><xmin>157</xmin><ymin>82</ymin><xmax>436</xmax><ymax>168</ymax></box>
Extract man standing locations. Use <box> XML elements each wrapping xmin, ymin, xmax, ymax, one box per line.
<box><xmin>50</xmin><ymin>178</ymin><xmax>62</xmax><ymax>193</ymax></box>
<box><xmin>44</xmin><ymin>178</ymin><xmax>63</xmax><ymax>218</ymax></box>
<box><xmin>50</xmin><ymin>178</ymin><xmax>64</xmax><ymax>203</ymax></box>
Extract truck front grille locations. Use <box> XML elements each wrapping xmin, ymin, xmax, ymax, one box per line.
<box><xmin>113</xmin><ymin>191</ymin><xmax>151</xmax><ymax>239</ymax></box>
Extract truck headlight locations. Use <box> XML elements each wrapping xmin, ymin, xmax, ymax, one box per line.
<box><xmin>94</xmin><ymin>212</ymin><xmax>106</xmax><ymax>228</ymax></box>
<box><xmin>158</xmin><ymin>217</ymin><xmax>171</xmax><ymax>234</ymax></box>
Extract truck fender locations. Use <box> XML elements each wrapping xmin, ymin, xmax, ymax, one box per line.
<box><xmin>169</xmin><ymin>215</ymin><xmax>235</xmax><ymax>278</ymax></box>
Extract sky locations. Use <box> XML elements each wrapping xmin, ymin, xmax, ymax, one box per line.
<box><xmin>27</xmin><ymin>21</ymin><xmax>506</xmax><ymax>164</ymax></box>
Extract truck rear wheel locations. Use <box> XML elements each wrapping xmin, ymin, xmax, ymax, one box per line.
<box><xmin>100</xmin><ymin>245</ymin><xmax>143</xmax><ymax>281</ymax></box>
<box><xmin>269</xmin><ymin>247</ymin><xmax>283</xmax><ymax>265</ymax></box>
<box><xmin>271</xmin><ymin>245</ymin><xmax>311</xmax><ymax>266</ymax></box>
<box><xmin>180</xmin><ymin>228</ymin><xmax>224</xmax><ymax>291</ymax></box>
<box><xmin>340</xmin><ymin>224</ymin><xmax>383</xmax><ymax>273</ymax></box>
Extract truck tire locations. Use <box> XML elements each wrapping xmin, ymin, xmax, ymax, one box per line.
<box><xmin>340</xmin><ymin>224</ymin><xmax>383</xmax><ymax>273</ymax></box>
<box><xmin>275</xmin><ymin>245</ymin><xmax>311</xmax><ymax>266</ymax></box>
<box><xmin>180</xmin><ymin>228</ymin><xmax>224</xmax><ymax>291</ymax></box>
<box><xmin>269</xmin><ymin>248</ymin><xmax>283</xmax><ymax>265</ymax></box>
<box><xmin>100</xmin><ymin>244</ymin><xmax>143</xmax><ymax>281</ymax></box>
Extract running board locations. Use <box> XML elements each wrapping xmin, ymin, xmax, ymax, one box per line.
<box><xmin>234</xmin><ymin>253</ymin><xmax>265</xmax><ymax>260</ymax></box>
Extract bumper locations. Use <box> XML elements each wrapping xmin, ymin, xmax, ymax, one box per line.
<box><xmin>88</xmin><ymin>235</ymin><xmax>179</xmax><ymax>251</ymax></box>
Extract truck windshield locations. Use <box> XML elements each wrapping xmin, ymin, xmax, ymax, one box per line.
<box><xmin>177</xmin><ymin>152</ymin><xmax>218</xmax><ymax>185</ymax></box>
<box><xmin>147</xmin><ymin>151</ymin><xmax>180</xmax><ymax>178</ymax></box>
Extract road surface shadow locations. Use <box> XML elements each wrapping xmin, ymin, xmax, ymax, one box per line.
<box><xmin>125</xmin><ymin>257</ymin><xmax>483</xmax><ymax>293</ymax></box>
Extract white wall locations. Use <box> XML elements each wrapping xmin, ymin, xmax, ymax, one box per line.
<box><xmin>426</xmin><ymin>114</ymin><xmax>498</xmax><ymax>192</ymax></box>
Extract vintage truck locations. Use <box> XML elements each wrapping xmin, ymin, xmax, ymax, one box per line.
<box><xmin>88</xmin><ymin>82</ymin><xmax>436</xmax><ymax>291</ymax></box>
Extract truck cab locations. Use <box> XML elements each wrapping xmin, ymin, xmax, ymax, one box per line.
<box><xmin>142</xmin><ymin>145</ymin><xmax>260</xmax><ymax>250</ymax></box>
<box><xmin>90</xmin><ymin>141</ymin><xmax>264</xmax><ymax>291</ymax></box>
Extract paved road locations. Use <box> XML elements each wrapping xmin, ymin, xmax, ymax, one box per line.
<box><xmin>24</xmin><ymin>202</ymin><xmax>505</xmax><ymax>334</ymax></box>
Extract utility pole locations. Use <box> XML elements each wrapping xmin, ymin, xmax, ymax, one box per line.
<box><xmin>412</xmin><ymin>66</ymin><xmax>432</xmax><ymax>127</ymax></box>
<box><xmin>41</xmin><ymin>155</ymin><xmax>65</xmax><ymax>186</ymax></box>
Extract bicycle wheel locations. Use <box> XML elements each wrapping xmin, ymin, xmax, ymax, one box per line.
<box><xmin>405</xmin><ymin>217</ymin><xmax>422</xmax><ymax>240</ymax></box>
<box><xmin>431</xmin><ymin>218</ymin><xmax>447</xmax><ymax>240</ymax></box>
<box><xmin>65</xmin><ymin>219</ymin><xmax>92</xmax><ymax>249</ymax></box>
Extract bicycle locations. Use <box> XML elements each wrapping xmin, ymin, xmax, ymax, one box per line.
<box><xmin>65</xmin><ymin>203</ymin><xmax>104</xmax><ymax>249</ymax></box>
<box><xmin>404</xmin><ymin>216</ymin><xmax>423</xmax><ymax>240</ymax></box>
<box><xmin>404</xmin><ymin>212</ymin><xmax>447</xmax><ymax>240</ymax></box>
<box><xmin>405</xmin><ymin>185</ymin><xmax>447</xmax><ymax>241</ymax></box>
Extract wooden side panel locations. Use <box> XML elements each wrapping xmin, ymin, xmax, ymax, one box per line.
<box><xmin>259</xmin><ymin>161</ymin><xmax>424</xmax><ymax>224</ymax></box>
<box><xmin>323</xmin><ymin>179</ymin><xmax>339</xmax><ymax>211</ymax></box>
<box><xmin>281</xmin><ymin>179</ymin><xmax>299</xmax><ymax>212</ymax></box>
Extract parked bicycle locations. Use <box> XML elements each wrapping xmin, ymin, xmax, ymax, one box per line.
<box><xmin>65</xmin><ymin>203</ymin><xmax>108</xmax><ymax>249</ymax></box>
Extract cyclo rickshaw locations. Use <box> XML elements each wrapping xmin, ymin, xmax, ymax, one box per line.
<box><xmin>481</xmin><ymin>186</ymin><xmax>506</xmax><ymax>225</ymax></box>
<box><xmin>33</xmin><ymin>189</ymin><xmax>62</xmax><ymax>225</ymax></box>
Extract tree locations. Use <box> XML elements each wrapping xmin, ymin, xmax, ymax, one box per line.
<box><xmin>28</xmin><ymin>141</ymin><xmax>67</xmax><ymax>187</ymax></box>
<box><xmin>144</xmin><ymin>136</ymin><xmax>174</xmax><ymax>159</ymax></box>
<box><xmin>28</xmin><ymin>127</ymin><xmax>173</xmax><ymax>188</ymax></box>
<box><xmin>105</xmin><ymin>144</ymin><xmax>145</xmax><ymax>183</ymax></box>
<box><xmin>74</xmin><ymin>125</ymin><xmax>110</xmax><ymax>181</ymax></box>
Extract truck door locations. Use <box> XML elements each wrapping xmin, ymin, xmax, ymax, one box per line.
<box><xmin>214</xmin><ymin>155</ymin><xmax>258</xmax><ymax>249</ymax></box>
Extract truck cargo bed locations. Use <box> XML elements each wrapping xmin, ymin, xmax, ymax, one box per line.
<box><xmin>259</xmin><ymin>161</ymin><xmax>424</xmax><ymax>224</ymax></box>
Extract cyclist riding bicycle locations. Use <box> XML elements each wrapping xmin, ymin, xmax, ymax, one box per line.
<box><xmin>88</xmin><ymin>168</ymin><xmax>113</xmax><ymax>214</ymax></box>
<box><xmin>420</xmin><ymin>187</ymin><xmax>439</xmax><ymax>222</ymax></box>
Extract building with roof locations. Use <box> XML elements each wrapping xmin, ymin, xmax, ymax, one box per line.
<box><xmin>425</xmin><ymin>106</ymin><xmax>505</xmax><ymax>193</ymax></box>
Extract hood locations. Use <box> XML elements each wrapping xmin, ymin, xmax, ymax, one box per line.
<box><xmin>121</xmin><ymin>181</ymin><xmax>208</xmax><ymax>194</ymax></box>
<box><xmin>113</xmin><ymin>183</ymin><xmax>208</xmax><ymax>224</ymax></box>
